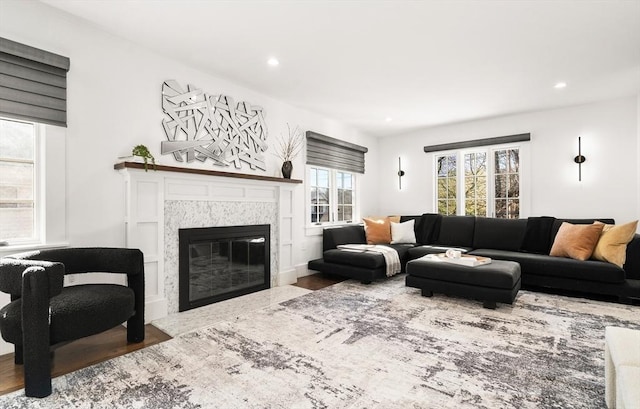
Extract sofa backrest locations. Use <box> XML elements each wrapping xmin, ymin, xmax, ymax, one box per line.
<box><xmin>550</xmin><ymin>218</ymin><xmax>615</xmax><ymax>242</ymax></box>
<box><xmin>435</xmin><ymin>215</ymin><xmax>475</xmax><ymax>247</ymax></box>
<box><xmin>472</xmin><ymin>217</ymin><xmax>527</xmax><ymax>251</ymax></box>
<box><xmin>323</xmin><ymin>225</ymin><xmax>366</xmax><ymax>251</ymax></box>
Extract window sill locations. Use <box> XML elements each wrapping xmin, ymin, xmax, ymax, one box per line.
<box><xmin>305</xmin><ymin>222</ymin><xmax>362</xmax><ymax>237</ymax></box>
<box><xmin>0</xmin><ymin>241</ymin><xmax>69</xmax><ymax>257</ymax></box>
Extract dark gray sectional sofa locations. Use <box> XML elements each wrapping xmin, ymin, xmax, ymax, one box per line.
<box><xmin>307</xmin><ymin>214</ymin><xmax>640</xmax><ymax>303</ymax></box>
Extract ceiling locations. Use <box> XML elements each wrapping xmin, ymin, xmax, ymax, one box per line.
<box><xmin>41</xmin><ymin>0</ymin><xmax>640</xmax><ymax>138</ymax></box>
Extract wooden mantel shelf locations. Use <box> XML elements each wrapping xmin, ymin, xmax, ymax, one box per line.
<box><xmin>114</xmin><ymin>161</ymin><xmax>303</xmax><ymax>184</ymax></box>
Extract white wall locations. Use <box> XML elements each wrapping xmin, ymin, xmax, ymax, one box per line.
<box><xmin>0</xmin><ymin>0</ymin><xmax>379</xmax><ymax>259</ymax></box>
<box><xmin>637</xmin><ymin>94</ymin><xmax>640</xmax><ymax>226</ymax></box>
<box><xmin>378</xmin><ymin>97</ymin><xmax>639</xmax><ymax>226</ymax></box>
<box><xmin>0</xmin><ymin>1</ymin><xmax>380</xmax><ymax>354</ymax></box>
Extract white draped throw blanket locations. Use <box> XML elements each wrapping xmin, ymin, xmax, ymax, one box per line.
<box><xmin>337</xmin><ymin>244</ymin><xmax>401</xmax><ymax>277</ymax></box>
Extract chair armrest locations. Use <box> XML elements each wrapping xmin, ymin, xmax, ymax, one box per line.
<box><xmin>7</xmin><ymin>248</ymin><xmax>144</xmax><ymax>276</ymax></box>
<box><xmin>0</xmin><ymin>259</ymin><xmax>64</xmax><ymax>298</ymax></box>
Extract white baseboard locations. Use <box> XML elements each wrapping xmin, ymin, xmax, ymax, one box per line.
<box><xmin>278</xmin><ymin>268</ymin><xmax>298</xmax><ymax>286</ymax></box>
<box><xmin>296</xmin><ymin>263</ymin><xmax>315</xmax><ymax>278</ymax></box>
<box><xmin>145</xmin><ymin>298</ymin><xmax>168</xmax><ymax>323</ymax></box>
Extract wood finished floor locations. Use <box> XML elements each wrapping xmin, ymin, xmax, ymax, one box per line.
<box><xmin>0</xmin><ymin>273</ymin><xmax>343</xmax><ymax>396</ymax></box>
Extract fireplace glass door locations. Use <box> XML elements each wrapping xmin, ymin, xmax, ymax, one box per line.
<box><xmin>179</xmin><ymin>225</ymin><xmax>270</xmax><ymax>311</ymax></box>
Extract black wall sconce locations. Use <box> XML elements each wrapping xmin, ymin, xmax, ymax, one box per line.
<box><xmin>398</xmin><ymin>157</ymin><xmax>405</xmax><ymax>189</ymax></box>
<box><xmin>574</xmin><ymin>136</ymin><xmax>586</xmax><ymax>181</ymax></box>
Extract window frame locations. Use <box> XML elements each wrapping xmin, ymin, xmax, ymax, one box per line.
<box><xmin>0</xmin><ymin>117</ymin><xmax>44</xmax><ymax>246</ymax></box>
<box><xmin>433</xmin><ymin>143</ymin><xmax>527</xmax><ymax>218</ymax></box>
<box><xmin>306</xmin><ymin>165</ymin><xmax>359</xmax><ymax>230</ymax></box>
<box><xmin>0</xmin><ymin>118</ymin><xmax>67</xmax><ymax>255</ymax></box>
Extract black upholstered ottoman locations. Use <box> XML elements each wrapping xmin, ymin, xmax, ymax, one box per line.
<box><xmin>406</xmin><ymin>257</ymin><xmax>521</xmax><ymax>309</ymax></box>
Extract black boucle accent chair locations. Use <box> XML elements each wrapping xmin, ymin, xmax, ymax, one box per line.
<box><xmin>0</xmin><ymin>248</ymin><xmax>145</xmax><ymax>398</ymax></box>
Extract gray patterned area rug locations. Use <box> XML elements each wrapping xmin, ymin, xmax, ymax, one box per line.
<box><xmin>2</xmin><ymin>275</ymin><xmax>640</xmax><ymax>408</ymax></box>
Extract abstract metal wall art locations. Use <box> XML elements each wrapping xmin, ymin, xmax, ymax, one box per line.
<box><xmin>161</xmin><ymin>80</ymin><xmax>268</xmax><ymax>170</ymax></box>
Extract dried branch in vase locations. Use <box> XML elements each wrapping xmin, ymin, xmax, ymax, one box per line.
<box><xmin>274</xmin><ymin>124</ymin><xmax>304</xmax><ymax>162</ymax></box>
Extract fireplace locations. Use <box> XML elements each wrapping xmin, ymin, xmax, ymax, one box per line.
<box><xmin>178</xmin><ymin>224</ymin><xmax>270</xmax><ymax>312</ymax></box>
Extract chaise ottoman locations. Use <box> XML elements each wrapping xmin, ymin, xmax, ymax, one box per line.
<box><xmin>405</xmin><ymin>256</ymin><xmax>521</xmax><ymax>309</ymax></box>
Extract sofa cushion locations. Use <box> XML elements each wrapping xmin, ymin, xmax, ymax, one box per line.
<box><xmin>391</xmin><ymin>219</ymin><xmax>417</xmax><ymax>244</ymax></box>
<box><xmin>551</xmin><ymin>218</ymin><xmax>614</xmax><ymax>242</ymax></box>
<box><xmin>323</xmin><ymin>249</ymin><xmax>384</xmax><ymax>269</ymax></box>
<box><xmin>435</xmin><ymin>215</ymin><xmax>475</xmax><ymax>247</ymax></box>
<box><xmin>363</xmin><ymin>217</ymin><xmax>392</xmax><ymax>244</ymax></box>
<box><xmin>592</xmin><ymin>220</ymin><xmax>638</xmax><ymax>268</ymax></box>
<box><xmin>472</xmin><ymin>217</ymin><xmax>527</xmax><ymax>251</ymax></box>
<box><xmin>469</xmin><ymin>249</ymin><xmax>626</xmax><ymax>284</ymax></box>
<box><xmin>322</xmin><ymin>225</ymin><xmax>366</xmax><ymax>251</ymax></box>
<box><xmin>323</xmin><ymin>244</ymin><xmax>413</xmax><ymax>269</ymax></box>
<box><xmin>550</xmin><ymin>222</ymin><xmax>604</xmax><ymax>261</ymax></box>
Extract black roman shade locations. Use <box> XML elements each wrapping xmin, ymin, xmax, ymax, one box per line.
<box><xmin>306</xmin><ymin>131</ymin><xmax>368</xmax><ymax>174</ymax></box>
<box><xmin>423</xmin><ymin>133</ymin><xmax>530</xmax><ymax>153</ymax></box>
<box><xmin>0</xmin><ymin>37</ymin><xmax>70</xmax><ymax>127</ymax></box>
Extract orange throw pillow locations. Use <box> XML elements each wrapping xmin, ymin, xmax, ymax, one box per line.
<box><xmin>550</xmin><ymin>222</ymin><xmax>604</xmax><ymax>261</ymax></box>
<box><xmin>592</xmin><ymin>220</ymin><xmax>638</xmax><ymax>267</ymax></box>
<box><xmin>363</xmin><ymin>217</ymin><xmax>392</xmax><ymax>244</ymax></box>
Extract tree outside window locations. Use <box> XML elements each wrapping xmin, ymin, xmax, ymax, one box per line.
<box><xmin>494</xmin><ymin>148</ymin><xmax>520</xmax><ymax>218</ymax></box>
<box><xmin>436</xmin><ymin>154</ymin><xmax>457</xmax><ymax>215</ymax></box>
<box><xmin>435</xmin><ymin>147</ymin><xmax>520</xmax><ymax>218</ymax></box>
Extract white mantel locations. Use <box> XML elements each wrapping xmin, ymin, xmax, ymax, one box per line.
<box><xmin>117</xmin><ymin>162</ymin><xmax>300</xmax><ymax>322</ymax></box>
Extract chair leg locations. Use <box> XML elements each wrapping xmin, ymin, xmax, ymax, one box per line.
<box><xmin>127</xmin><ymin>271</ymin><xmax>145</xmax><ymax>343</ymax></box>
<box><xmin>127</xmin><ymin>315</ymin><xmax>145</xmax><ymax>343</ymax></box>
<box><xmin>14</xmin><ymin>345</ymin><xmax>24</xmax><ymax>365</ymax></box>
<box><xmin>22</xmin><ymin>267</ymin><xmax>53</xmax><ymax>398</ymax></box>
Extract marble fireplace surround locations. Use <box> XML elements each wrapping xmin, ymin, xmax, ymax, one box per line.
<box><xmin>118</xmin><ymin>163</ymin><xmax>299</xmax><ymax>321</ymax></box>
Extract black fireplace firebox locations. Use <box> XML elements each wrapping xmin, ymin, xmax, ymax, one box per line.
<box><xmin>179</xmin><ymin>224</ymin><xmax>270</xmax><ymax>312</ymax></box>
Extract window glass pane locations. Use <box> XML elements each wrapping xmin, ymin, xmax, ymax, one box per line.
<box><xmin>0</xmin><ymin>119</ymin><xmax>36</xmax><ymax>241</ymax></box>
<box><xmin>343</xmin><ymin>173</ymin><xmax>352</xmax><ymax>189</ymax></box>
<box><xmin>317</xmin><ymin>169</ymin><xmax>329</xmax><ymax>188</ymax></box>
<box><xmin>495</xmin><ymin>199</ymin><xmax>507</xmax><ymax>218</ymax></box>
<box><xmin>309</xmin><ymin>167</ymin><xmax>317</xmax><ymax>185</ymax></box>
<box><xmin>310</xmin><ymin>187</ymin><xmax>317</xmax><ymax>203</ymax></box>
<box><xmin>495</xmin><ymin>175</ymin><xmax>506</xmax><ymax>198</ymax></box>
<box><xmin>0</xmin><ymin>120</ymin><xmax>34</xmax><ymax>159</ymax></box>
<box><xmin>319</xmin><ymin>205</ymin><xmax>330</xmax><ymax>222</ymax></box>
<box><xmin>337</xmin><ymin>205</ymin><xmax>344</xmax><ymax>221</ymax></box>
<box><xmin>495</xmin><ymin>150</ymin><xmax>507</xmax><ymax>173</ymax></box>
<box><xmin>311</xmin><ymin>206</ymin><xmax>321</xmax><ymax>223</ymax></box>
<box><xmin>344</xmin><ymin>189</ymin><xmax>353</xmax><ymax>205</ymax></box>
<box><xmin>508</xmin><ymin>149</ymin><xmax>519</xmax><ymax>173</ymax></box>
<box><xmin>317</xmin><ymin>188</ymin><xmax>329</xmax><ymax>204</ymax></box>
<box><xmin>344</xmin><ymin>206</ymin><xmax>353</xmax><ymax>221</ymax></box>
<box><xmin>508</xmin><ymin>174</ymin><xmax>519</xmax><ymax>197</ymax></box>
<box><xmin>508</xmin><ymin>199</ymin><xmax>520</xmax><ymax>219</ymax></box>
<box><xmin>337</xmin><ymin>188</ymin><xmax>344</xmax><ymax>204</ymax></box>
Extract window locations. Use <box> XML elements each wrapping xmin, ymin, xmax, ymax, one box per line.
<box><xmin>494</xmin><ymin>148</ymin><xmax>520</xmax><ymax>218</ymax></box>
<box><xmin>436</xmin><ymin>154</ymin><xmax>457</xmax><ymax>215</ymax></box>
<box><xmin>308</xmin><ymin>166</ymin><xmax>356</xmax><ymax>225</ymax></box>
<box><xmin>0</xmin><ymin>118</ymin><xmax>39</xmax><ymax>243</ymax></box>
<box><xmin>464</xmin><ymin>152</ymin><xmax>487</xmax><ymax>216</ymax></box>
<box><xmin>435</xmin><ymin>146</ymin><xmax>521</xmax><ymax>219</ymax></box>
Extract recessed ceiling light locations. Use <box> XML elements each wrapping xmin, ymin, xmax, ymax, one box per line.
<box><xmin>385</xmin><ymin>117</ymin><xmax>392</xmax><ymax>122</ymax></box>
<box><xmin>267</xmin><ymin>57</ymin><xmax>279</xmax><ymax>67</ymax></box>
<box><xmin>554</xmin><ymin>82</ymin><xmax>567</xmax><ymax>89</ymax></box>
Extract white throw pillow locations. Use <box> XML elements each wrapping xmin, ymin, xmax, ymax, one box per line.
<box><xmin>390</xmin><ymin>219</ymin><xmax>417</xmax><ymax>244</ymax></box>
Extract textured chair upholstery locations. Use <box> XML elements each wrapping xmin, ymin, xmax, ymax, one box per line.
<box><xmin>0</xmin><ymin>248</ymin><xmax>145</xmax><ymax>398</ymax></box>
